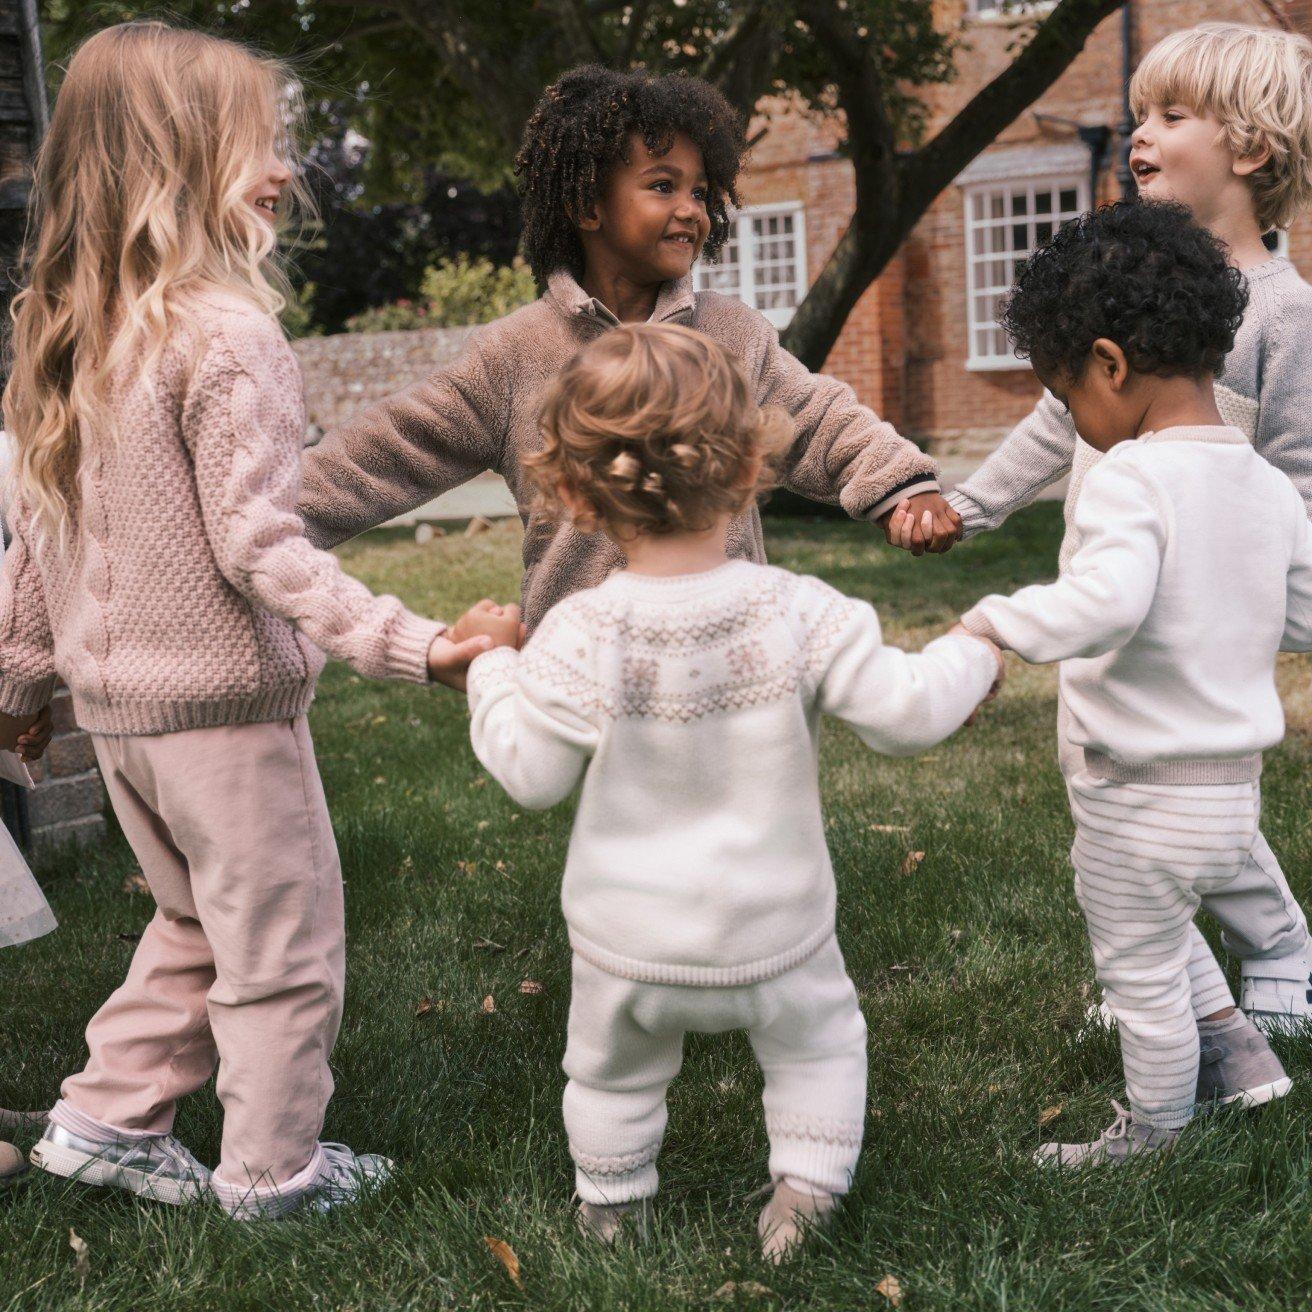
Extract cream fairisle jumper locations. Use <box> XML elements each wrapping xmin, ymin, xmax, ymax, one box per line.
<box><xmin>468</xmin><ymin>560</ymin><xmax>997</xmax><ymax>986</ymax></box>
<box><xmin>0</xmin><ymin>292</ymin><xmax>444</xmax><ymax>734</ymax></box>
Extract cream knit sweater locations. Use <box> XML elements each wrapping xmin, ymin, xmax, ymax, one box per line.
<box><xmin>468</xmin><ymin>561</ymin><xmax>997</xmax><ymax>986</ymax></box>
<box><xmin>962</xmin><ymin>426</ymin><xmax>1312</xmax><ymax>782</ymax></box>
<box><xmin>0</xmin><ymin>291</ymin><xmax>444</xmax><ymax>734</ymax></box>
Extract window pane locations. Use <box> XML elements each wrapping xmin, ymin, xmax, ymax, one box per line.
<box><xmin>1059</xmin><ymin>188</ymin><xmax>1078</xmax><ymax>211</ymax></box>
<box><xmin>1035</xmin><ymin>192</ymin><xmax>1052</xmax><ymax>215</ymax></box>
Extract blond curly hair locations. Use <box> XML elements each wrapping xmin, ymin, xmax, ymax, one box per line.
<box><xmin>529</xmin><ymin>324</ymin><xmax>792</xmax><ymax>538</ymax></box>
<box><xmin>1131</xmin><ymin>23</ymin><xmax>1312</xmax><ymax>233</ymax></box>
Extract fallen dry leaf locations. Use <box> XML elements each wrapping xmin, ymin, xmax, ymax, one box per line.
<box><xmin>714</xmin><ymin>1280</ymin><xmax>773</xmax><ymax>1300</ymax></box>
<box><xmin>1039</xmin><ymin>1103</ymin><xmax>1064</xmax><ymax>1127</ymax></box>
<box><xmin>414</xmin><ymin>998</ymin><xmax>436</xmax><ymax>1018</ymax></box>
<box><xmin>483</xmin><ymin>1236</ymin><xmax>523</xmax><ymax>1290</ymax></box>
<box><xmin>868</xmin><ymin>823</ymin><xmax>910</xmax><ymax>834</ymax></box>
<box><xmin>69</xmin><ymin>1229</ymin><xmax>89</xmax><ymax>1281</ymax></box>
<box><xmin>898</xmin><ymin>851</ymin><xmax>926</xmax><ymax>876</ymax></box>
<box><xmin>875</xmin><ymin>1274</ymin><xmax>903</xmax><ymax>1307</ymax></box>
<box><xmin>372</xmin><ymin>776</ymin><xmax>387</xmax><ymax>785</ymax></box>
<box><xmin>482</xmin><ymin>995</ymin><xmax>496</xmax><ymax>1014</ymax></box>
<box><xmin>472</xmin><ymin>937</ymin><xmax>506</xmax><ymax>953</ymax></box>
<box><xmin>477</xmin><ymin>820</ymin><xmax>490</xmax><ymax>830</ymax></box>
<box><xmin>519</xmin><ymin>980</ymin><xmax>544</xmax><ymax>996</ymax></box>
<box><xmin>121</xmin><ymin>872</ymin><xmax>149</xmax><ymax>895</ymax></box>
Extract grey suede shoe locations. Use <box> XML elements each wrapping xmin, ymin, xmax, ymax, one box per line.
<box><xmin>756</xmin><ymin>1181</ymin><xmax>838</xmax><ymax>1264</ymax></box>
<box><xmin>1197</xmin><ymin>1013</ymin><xmax>1292</xmax><ymax>1109</ymax></box>
<box><xmin>1241</xmin><ymin>952</ymin><xmax>1312</xmax><ymax>1036</ymax></box>
<box><xmin>0</xmin><ymin>1141</ymin><xmax>27</xmax><ymax>1187</ymax></box>
<box><xmin>576</xmin><ymin>1197</ymin><xmax>653</xmax><ymax>1243</ymax></box>
<box><xmin>1035</xmin><ymin>1101</ymin><xmax>1179</xmax><ymax>1168</ymax></box>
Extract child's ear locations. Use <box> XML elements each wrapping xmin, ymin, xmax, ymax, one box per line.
<box><xmin>1091</xmin><ymin>338</ymin><xmax>1129</xmax><ymax>392</ymax></box>
<box><xmin>1233</xmin><ymin>136</ymin><xmax>1272</xmax><ymax>179</ymax></box>
<box><xmin>573</xmin><ymin>204</ymin><xmax>602</xmax><ymax>233</ymax></box>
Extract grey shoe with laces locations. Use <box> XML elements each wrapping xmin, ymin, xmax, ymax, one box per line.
<box><xmin>30</xmin><ymin>1121</ymin><xmax>210</xmax><ymax>1204</ymax></box>
<box><xmin>1035</xmin><ymin>1101</ymin><xmax>1179</xmax><ymax>1168</ymax></box>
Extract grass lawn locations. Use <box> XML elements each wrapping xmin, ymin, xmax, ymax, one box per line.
<box><xmin>6</xmin><ymin>504</ymin><xmax>1312</xmax><ymax>1311</ymax></box>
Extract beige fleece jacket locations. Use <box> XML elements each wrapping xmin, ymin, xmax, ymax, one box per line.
<box><xmin>299</xmin><ymin>270</ymin><xmax>939</xmax><ymax>631</ymax></box>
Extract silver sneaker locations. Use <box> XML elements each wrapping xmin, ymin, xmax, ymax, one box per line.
<box><xmin>30</xmin><ymin>1122</ymin><xmax>210</xmax><ymax>1205</ymax></box>
<box><xmin>1197</xmin><ymin>1015</ymin><xmax>1292</xmax><ymax>1109</ymax></box>
<box><xmin>214</xmin><ymin>1142</ymin><xmax>393</xmax><ymax>1220</ymax></box>
<box><xmin>1241</xmin><ymin>952</ymin><xmax>1312</xmax><ymax>1035</ymax></box>
<box><xmin>576</xmin><ymin>1197</ymin><xmax>653</xmax><ymax>1243</ymax></box>
<box><xmin>1035</xmin><ymin>1100</ymin><xmax>1178</xmax><ymax>1168</ymax></box>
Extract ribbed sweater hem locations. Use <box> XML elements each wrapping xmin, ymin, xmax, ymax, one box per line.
<box><xmin>567</xmin><ymin>924</ymin><xmax>834</xmax><ymax>986</ymax></box>
<box><xmin>72</xmin><ymin>682</ymin><xmax>316</xmax><ymax>737</ymax></box>
<box><xmin>0</xmin><ymin>673</ymin><xmax>59</xmax><ymax>718</ymax></box>
<box><xmin>385</xmin><ymin>614</ymin><xmax>445</xmax><ymax>683</ymax></box>
<box><xmin>1083</xmin><ymin>749</ymin><xmax>1263</xmax><ymax>785</ymax></box>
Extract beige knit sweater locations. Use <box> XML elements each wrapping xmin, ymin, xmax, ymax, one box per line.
<box><xmin>0</xmin><ymin>291</ymin><xmax>444</xmax><ymax>735</ymax></box>
<box><xmin>299</xmin><ymin>271</ymin><xmax>940</xmax><ymax>632</ymax></box>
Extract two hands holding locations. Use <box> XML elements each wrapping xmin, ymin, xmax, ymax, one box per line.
<box><xmin>425</xmin><ymin>600</ymin><xmax>525</xmax><ymax>691</ymax></box>
<box><xmin>0</xmin><ymin>705</ymin><xmax>56</xmax><ymax>764</ymax></box>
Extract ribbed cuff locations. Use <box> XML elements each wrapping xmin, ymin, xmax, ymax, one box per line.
<box><xmin>865</xmin><ymin>478</ymin><xmax>941</xmax><ymax>523</ymax></box>
<box><xmin>572</xmin><ymin>1147</ymin><xmax>661</xmax><ymax>1205</ymax></box>
<box><xmin>945</xmin><ymin>490</ymin><xmax>990</xmax><ymax>540</ymax></box>
<box><xmin>765</xmin><ymin>1112</ymin><xmax>863</xmax><ymax>1195</ymax></box>
<box><xmin>0</xmin><ymin>673</ymin><xmax>57</xmax><ymax>719</ymax></box>
<box><xmin>387</xmin><ymin>613</ymin><xmax>447</xmax><ymax>684</ymax></box>
<box><xmin>958</xmin><ymin>607</ymin><xmax>1004</xmax><ymax>647</ymax></box>
<box><xmin>466</xmin><ymin>646</ymin><xmax>520</xmax><ymax>711</ymax></box>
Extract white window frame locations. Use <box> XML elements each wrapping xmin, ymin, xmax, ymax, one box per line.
<box><xmin>963</xmin><ymin>173</ymin><xmax>1089</xmax><ymax>372</ymax></box>
<box><xmin>966</xmin><ymin>0</ymin><xmax>1057</xmax><ymax>19</ymax></box>
<box><xmin>695</xmin><ymin>201</ymin><xmax>807</xmax><ymax>329</ymax></box>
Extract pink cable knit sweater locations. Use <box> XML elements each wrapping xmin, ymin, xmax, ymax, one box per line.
<box><xmin>0</xmin><ymin>291</ymin><xmax>444</xmax><ymax>735</ymax></box>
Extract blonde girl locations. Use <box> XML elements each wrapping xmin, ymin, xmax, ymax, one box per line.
<box><xmin>2</xmin><ymin>21</ymin><xmax>488</xmax><ymax>1218</ymax></box>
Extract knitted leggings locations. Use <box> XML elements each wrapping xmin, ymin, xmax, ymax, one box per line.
<box><xmin>562</xmin><ymin>937</ymin><xmax>867</xmax><ymax>1204</ymax></box>
<box><xmin>1071</xmin><ymin>772</ymin><xmax>1274</xmax><ymax>1129</ymax></box>
<box><xmin>1057</xmin><ymin>693</ymin><xmax>1308</xmax><ymax>1013</ymax></box>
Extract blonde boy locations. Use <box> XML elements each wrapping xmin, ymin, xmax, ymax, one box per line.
<box><xmin>936</xmin><ymin>24</ymin><xmax>1312</xmax><ymax>1060</ymax></box>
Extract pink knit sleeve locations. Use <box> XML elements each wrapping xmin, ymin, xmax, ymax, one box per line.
<box><xmin>0</xmin><ymin>505</ymin><xmax>58</xmax><ymax>716</ymax></box>
<box><xmin>182</xmin><ymin>313</ymin><xmax>446</xmax><ymax>684</ymax></box>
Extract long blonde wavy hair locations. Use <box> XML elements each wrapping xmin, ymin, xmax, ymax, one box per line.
<box><xmin>3</xmin><ymin>21</ymin><xmax>309</xmax><ymax>537</ymax></box>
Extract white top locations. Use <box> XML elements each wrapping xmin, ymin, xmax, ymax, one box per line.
<box><xmin>962</xmin><ymin>426</ymin><xmax>1312</xmax><ymax>779</ymax></box>
<box><xmin>467</xmin><ymin>560</ymin><xmax>996</xmax><ymax>986</ymax></box>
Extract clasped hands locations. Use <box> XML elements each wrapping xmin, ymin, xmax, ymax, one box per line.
<box><xmin>425</xmin><ymin>599</ymin><xmax>525</xmax><ymax>691</ymax></box>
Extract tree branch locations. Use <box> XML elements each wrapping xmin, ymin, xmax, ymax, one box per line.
<box><xmin>905</xmin><ymin>0</ymin><xmax>1125</xmax><ymax>203</ymax></box>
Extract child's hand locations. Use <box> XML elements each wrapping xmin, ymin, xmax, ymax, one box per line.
<box><xmin>15</xmin><ymin>706</ymin><xmax>53</xmax><ymax>762</ymax></box>
<box><xmin>948</xmin><ymin>623</ymin><xmax>1004</xmax><ymax>723</ymax></box>
<box><xmin>0</xmin><ymin>706</ymin><xmax>50</xmax><ymax>760</ymax></box>
<box><xmin>427</xmin><ymin>632</ymin><xmax>497</xmax><ymax>692</ymax></box>
<box><xmin>882</xmin><ymin>493</ymin><xmax>963</xmax><ymax>556</ymax></box>
<box><xmin>453</xmin><ymin>599</ymin><xmax>524</xmax><ymax>651</ymax></box>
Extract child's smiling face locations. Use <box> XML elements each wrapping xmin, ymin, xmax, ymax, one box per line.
<box><xmin>577</xmin><ymin>132</ymin><xmax>712</xmax><ymax>285</ymax></box>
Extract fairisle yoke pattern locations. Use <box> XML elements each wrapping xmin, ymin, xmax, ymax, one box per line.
<box><xmin>469</xmin><ymin>560</ymin><xmax>997</xmax><ymax>988</ymax></box>
<box><xmin>0</xmin><ymin>292</ymin><xmax>444</xmax><ymax>735</ymax></box>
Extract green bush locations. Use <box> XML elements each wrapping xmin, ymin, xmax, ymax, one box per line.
<box><xmin>344</xmin><ymin>255</ymin><xmax>536</xmax><ymax>334</ymax></box>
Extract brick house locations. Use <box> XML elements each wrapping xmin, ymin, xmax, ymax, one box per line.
<box><xmin>713</xmin><ymin>0</ymin><xmax>1312</xmax><ymax>465</ymax></box>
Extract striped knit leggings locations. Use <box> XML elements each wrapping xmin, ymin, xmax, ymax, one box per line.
<box><xmin>1070</xmin><ymin>772</ymin><xmax>1279</xmax><ymax>1130</ymax></box>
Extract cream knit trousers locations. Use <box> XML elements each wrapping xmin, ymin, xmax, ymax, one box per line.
<box><xmin>562</xmin><ymin>937</ymin><xmax>867</xmax><ymax>1204</ymax></box>
<box><xmin>1058</xmin><ymin>695</ymin><xmax>1308</xmax><ymax>1016</ymax></box>
<box><xmin>1071</xmin><ymin>771</ymin><xmax>1280</xmax><ymax>1129</ymax></box>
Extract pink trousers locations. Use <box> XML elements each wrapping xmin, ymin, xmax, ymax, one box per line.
<box><xmin>60</xmin><ymin>717</ymin><xmax>345</xmax><ymax>1186</ymax></box>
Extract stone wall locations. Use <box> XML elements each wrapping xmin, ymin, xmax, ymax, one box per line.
<box><xmin>292</xmin><ymin>325</ymin><xmax>476</xmax><ymax>437</ymax></box>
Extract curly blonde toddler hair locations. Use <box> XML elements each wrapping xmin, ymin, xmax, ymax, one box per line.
<box><xmin>529</xmin><ymin>323</ymin><xmax>793</xmax><ymax>538</ymax></box>
<box><xmin>1131</xmin><ymin>23</ymin><xmax>1312</xmax><ymax>233</ymax></box>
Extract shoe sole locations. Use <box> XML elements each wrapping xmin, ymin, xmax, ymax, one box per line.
<box><xmin>30</xmin><ymin>1139</ymin><xmax>207</xmax><ymax>1206</ymax></box>
<box><xmin>1213</xmin><ymin>1075</ymin><xmax>1292</xmax><ymax>1110</ymax></box>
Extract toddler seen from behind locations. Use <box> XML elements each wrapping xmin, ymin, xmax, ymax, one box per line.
<box><xmin>462</xmin><ymin>323</ymin><xmax>1002</xmax><ymax>1260</ymax></box>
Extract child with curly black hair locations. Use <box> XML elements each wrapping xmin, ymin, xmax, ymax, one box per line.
<box><xmin>956</xmin><ymin>200</ymin><xmax>1312</xmax><ymax>1165</ymax></box>
<box><xmin>297</xmin><ymin>64</ymin><xmax>960</xmax><ymax>638</ymax></box>
<box><xmin>938</xmin><ymin>24</ymin><xmax>1312</xmax><ymax>1048</ymax></box>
